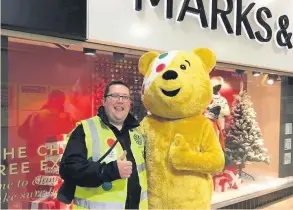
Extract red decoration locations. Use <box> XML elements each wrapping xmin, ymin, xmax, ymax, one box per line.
<box><xmin>23</xmin><ymin>197</ymin><xmax>72</xmax><ymax>210</ymax></box>
<box><xmin>107</xmin><ymin>138</ymin><xmax>115</xmax><ymax>147</ymax></box>
<box><xmin>213</xmin><ymin>167</ymin><xmax>242</xmax><ymax>192</ymax></box>
<box><xmin>23</xmin><ymin>197</ymin><xmax>56</xmax><ymax>209</ymax></box>
<box><xmin>156</xmin><ymin>64</ymin><xmax>165</xmax><ymax>72</ymax></box>
<box><xmin>213</xmin><ymin>175</ymin><xmax>230</xmax><ymax>192</ymax></box>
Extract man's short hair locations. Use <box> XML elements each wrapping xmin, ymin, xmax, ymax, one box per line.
<box><xmin>103</xmin><ymin>80</ymin><xmax>130</xmax><ymax>98</ymax></box>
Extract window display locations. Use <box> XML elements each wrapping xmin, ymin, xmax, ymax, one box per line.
<box><xmin>1</xmin><ymin>37</ymin><xmax>293</xmax><ymax>209</ymax></box>
<box><xmin>225</xmin><ymin>91</ymin><xmax>270</xmax><ymax>165</ymax></box>
<box><xmin>210</xmin><ymin>71</ymin><xmax>293</xmax><ymax>208</ymax></box>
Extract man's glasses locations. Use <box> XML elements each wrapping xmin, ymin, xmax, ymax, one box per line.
<box><xmin>105</xmin><ymin>94</ymin><xmax>131</xmax><ymax>102</ymax></box>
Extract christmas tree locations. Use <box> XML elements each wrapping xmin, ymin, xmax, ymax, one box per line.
<box><xmin>225</xmin><ymin>91</ymin><xmax>270</xmax><ymax>165</ymax></box>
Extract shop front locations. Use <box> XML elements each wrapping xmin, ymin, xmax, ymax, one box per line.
<box><xmin>1</xmin><ymin>0</ymin><xmax>293</xmax><ymax>209</ymax></box>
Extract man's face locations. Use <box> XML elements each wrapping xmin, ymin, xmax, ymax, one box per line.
<box><xmin>103</xmin><ymin>84</ymin><xmax>131</xmax><ymax>126</ymax></box>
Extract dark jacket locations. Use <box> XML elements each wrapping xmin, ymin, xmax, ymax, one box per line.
<box><xmin>58</xmin><ymin>106</ymin><xmax>142</xmax><ymax>209</ymax></box>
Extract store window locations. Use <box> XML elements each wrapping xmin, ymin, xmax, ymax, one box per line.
<box><xmin>1</xmin><ymin>36</ymin><xmax>292</xmax><ymax>209</ymax></box>
<box><xmin>209</xmin><ymin>69</ymin><xmax>293</xmax><ymax>207</ymax></box>
<box><xmin>209</xmin><ymin>69</ymin><xmax>277</xmax><ymax>174</ymax></box>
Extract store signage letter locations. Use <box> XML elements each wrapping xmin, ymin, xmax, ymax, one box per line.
<box><xmin>134</xmin><ymin>0</ymin><xmax>292</xmax><ymax>49</ymax></box>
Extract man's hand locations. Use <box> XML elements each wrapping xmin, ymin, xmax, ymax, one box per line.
<box><xmin>117</xmin><ymin>151</ymin><xmax>132</xmax><ymax>179</ymax></box>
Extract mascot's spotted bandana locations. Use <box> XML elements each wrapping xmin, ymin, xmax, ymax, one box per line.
<box><xmin>138</xmin><ymin>48</ymin><xmax>225</xmax><ymax>209</ymax></box>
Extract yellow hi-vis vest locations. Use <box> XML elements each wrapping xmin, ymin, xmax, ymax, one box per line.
<box><xmin>72</xmin><ymin>116</ymin><xmax>148</xmax><ymax>209</ymax></box>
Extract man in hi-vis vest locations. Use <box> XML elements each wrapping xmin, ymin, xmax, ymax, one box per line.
<box><xmin>59</xmin><ymin>81</ymin><xmax>148</xmax><ymax>209</ymax></box>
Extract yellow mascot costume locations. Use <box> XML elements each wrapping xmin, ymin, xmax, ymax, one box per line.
<box><xmin>138</xmin><ymin>48</ymin><xmax>225</xmax><ymax>209</ymax></box>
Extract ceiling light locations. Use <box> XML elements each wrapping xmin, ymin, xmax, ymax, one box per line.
<box><xmin>267</xmin><ymin>78</ymin><xmax>274</xmax><ymax>85</ymax></box>
<box><xmin>253</xmin><ymin>71</ymin><xmax>261</xmax><ymax>77</ymax></box>
<box><xmin>267</xmin><ymin>74</ymin><xmax>278</xmax><ymax>85</ymax></box>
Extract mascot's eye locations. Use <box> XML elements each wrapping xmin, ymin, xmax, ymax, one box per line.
<box><xmin>180</xmin><ymin>64</ymin><xmax>186</xmax><ymax>70</ymax></box>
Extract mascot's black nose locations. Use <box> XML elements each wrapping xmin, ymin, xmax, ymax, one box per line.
<box><xmin>162</xmin><ymin>70</ymin><xmax>178</xmax><ymax>80</ymax></box>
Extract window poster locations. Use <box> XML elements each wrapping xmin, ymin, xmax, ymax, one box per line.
<box><xmin>18</xmin><ymin>84</ymin><xmax>48</xmax><ymax>125</ymax></box>
<box><xmin>3</xmin><ymin>84</ymin><xmax>74</xmax><ymax>209</ymax></box>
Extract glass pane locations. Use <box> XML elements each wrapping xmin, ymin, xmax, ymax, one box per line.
<box><xmin>2</xmin><ymin>36</ymin><xmax>293</xmax><ymax>209</ymax></box>
<box><xmin>209</xmin><ymin>69</ymin><xmax>292</xmax><ymax>205</ymax></box>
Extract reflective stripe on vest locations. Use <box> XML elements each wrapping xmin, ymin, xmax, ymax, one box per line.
<box><xmin>140</xmin><ymin>190</ymin><xmax>148</xmax><ymax>201</ymax></box>
<box><xmin>74</xmin><ymin>198</ymin><xmax>124</xmax><ymax>209</ymax></box>
<box><xmin>87</xmin><ymin>119</ymin><xmax>101</xmax><ymax>161</ymax></box>
<box><xmin>74</xmin><ymin>193</ymin><xmax>147</xmax><ymax>209</ymax></box>
<box><xmin>137</xmin><ymin>163</ymin><xmax>145</xmax><ymax>173</ymax></box>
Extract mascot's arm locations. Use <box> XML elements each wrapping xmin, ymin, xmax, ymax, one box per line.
<box><xmin>138</xmin><ymin>118</ymin><xmax>147</xmax><ymax>138</ymax></box>
<box><xmin>169</xmin><ymin>121</ymin><xmax>225</xmax><ymax>173</ymax></box>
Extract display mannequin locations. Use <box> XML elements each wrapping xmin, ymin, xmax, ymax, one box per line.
<box><xmin>205</xmin><ymin>76</ymin><xmax>230</xmax><ymax>148</ymax></box>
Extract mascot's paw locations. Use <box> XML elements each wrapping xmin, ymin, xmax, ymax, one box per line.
<box><xmin>169</xmin><ymin>134</ymin><xmax>193</xmax><ymax>170</ymax></box>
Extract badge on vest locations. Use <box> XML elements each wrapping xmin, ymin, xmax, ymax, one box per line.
<box><xmin>134</xmin><ymin>134</ymin><xmax>143</xmax><ymax>145</ymax></box>
<box><xmin>102</xmin><ymin>182</ymin><xmax>112</xmax><ymax>191</ymax></box>
<box><xmin>104</xmin><ymin>138</ymin><xmax>117</xmax><ymax>163</ymax></box>
<box><xmin>105</xmin><ymin>149</ymin><xmax>116</xmax><ymax>163</ymax></box>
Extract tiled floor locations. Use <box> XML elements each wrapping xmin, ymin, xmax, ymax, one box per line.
<box><xmin>262</xmin><ymin>196</ymin><xmax>293</xmax><ymax>209</ymax></box>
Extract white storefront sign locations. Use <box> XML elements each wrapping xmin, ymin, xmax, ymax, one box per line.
<box><xmin>87</xmin><ymin>0</ymin><xmax>293</xmax><ymax>72</ymax></box>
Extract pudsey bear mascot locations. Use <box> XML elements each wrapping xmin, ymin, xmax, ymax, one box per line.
<box><xmin>138</xmin><ymin>48</ymin><xmax>225</xmax><ymax>209</ymax></box>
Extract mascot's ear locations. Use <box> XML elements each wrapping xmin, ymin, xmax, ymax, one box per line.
<box><xmin>138</xmin><ymin>51</ymin><xmax>160</xmax><ymax>76</ymax></box>
<box><xmin>193</xmin><ymin>48</ymin><xmax>216</xmax><ymax>73</ymax></box>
